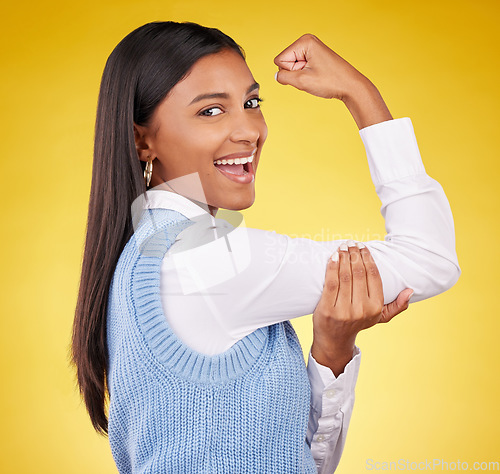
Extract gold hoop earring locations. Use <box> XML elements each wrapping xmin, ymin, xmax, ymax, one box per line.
<box><xmin>144</xmin><ymin>157</ymin><xmax>153</xmax><ymax>188</ymax></box>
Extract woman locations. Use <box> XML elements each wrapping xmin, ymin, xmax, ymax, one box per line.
<box><xmin>72</xmin><ymin>21</ymin><xmax>460</xmax><ymax>473</ymax></box>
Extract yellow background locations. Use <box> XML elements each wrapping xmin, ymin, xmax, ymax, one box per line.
<box><xmin>1</xmin><ymin>0</ymin><xmax>499</xmax><ymax>472</ymax></box>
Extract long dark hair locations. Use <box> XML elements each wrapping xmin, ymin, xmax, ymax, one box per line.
<box><xmin>71</xmin><ymin>21</ymin><xmax>245</xmax><ymax>436</ymax></box>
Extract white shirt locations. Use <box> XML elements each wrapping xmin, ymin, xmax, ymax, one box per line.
<box><xmin>139</xmin><ymin>117</ymin><xmax>460</xmax><ymax>473</ymax></box>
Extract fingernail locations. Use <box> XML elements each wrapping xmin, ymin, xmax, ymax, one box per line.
<box><xmin>339</xmin><ymin>243</ymin><xmax>348</xmax><ymax>252</ymax></box>
<box><xmin>330</xmin><ymin>251</ymin><xmax>339</xmax><ymax>262</ymax></box>
<box><xmin>406</xmin><ymin>290</ymin><xmax>414</xmax><ymax>302</ymax></box>
<box><xmin>347</xmin><ymin>240</ymin><xmax>356</xmax><ymax>248</ymax></box>
<box><xmin>274</xmin><ymin>71</ymin><xmax>278</xmax><ymax>81</ymax></box>
<box><xmin>356</xmin><ymin>242</ymin><xmax>366</xmax><ymax>249</ymax></box>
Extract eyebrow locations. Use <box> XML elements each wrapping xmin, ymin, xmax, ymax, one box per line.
<box><xmin>189</xmin><ymin>82</ymin><xmax>260</xmax><ymax>105</ymax></box>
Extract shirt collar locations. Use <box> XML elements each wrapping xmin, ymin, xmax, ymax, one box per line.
<box><xmin>143</xmin><ymin>188</ymin><xmax>212</xmax><ymax>220</ymax></box>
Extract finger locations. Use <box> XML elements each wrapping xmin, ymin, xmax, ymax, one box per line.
<box><xmin>379</xmin><ymin>289</ymin><xmax>413</xmax><ymax>323</ymax></box>
<box><xmin>348</xmin><ymin>240</ymin><xmax>368</xmax><ymax>304</ymax></box>
<box><xmin>274</xmin><ymin>48</ymin><xmax>307</xmax><ymax>70</ymax></box>
<box><xmin>275</xmin><ymin>68</ymin><xmax>307</xmax><ymax>88</ymax></box>
<box><xmin>273</xmin><ymin>39</ymin><xmax>309</xmax><ymax>71</ymax></box>
<box><xmin>359</xmin><ymin>244</ymin><xmax>383</xmax><ymax>302</ymax></box>
<box><xmin>320</xmin><ymin>251</ymin><xmax>340</xmax><ymax>308</ymax></box>
<box><xmin>336</xmin><ymin>242</ymin><xmax>351</xmax><ymax>309</ymax></box>
<box><xmin>275</xmin><ymin>59</ymin><xmax>307</xmax><ymax>72</ymax></box>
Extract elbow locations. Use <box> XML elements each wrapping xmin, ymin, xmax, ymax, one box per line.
<box><xmin>403</xmin><ymin>238</ymin><xmax>461</xmax><ymax>296</ymax></box>
<box><xmin>407</xmin><ymin>259</ymin><xmax>460</xmax><ymax>304</ymax></box>
<box><xmin>402</xmin><ymin>247</ymin><xmax>461</xmax><ymax>302</ymax></box>
<box><xmin>422</xmin><ymin>254</ymin><xmax>461</xmax><ymax>299</ymax></box>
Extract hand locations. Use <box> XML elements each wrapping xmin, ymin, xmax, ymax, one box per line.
<box><xmin>273</xmin><ymin>34</ymin><xmax>393</xmax><ymax>129</ymax></box>
<box><xmin>311</xmin><ymin>241</ymin><xmax>413</xmax><ymax>376</ymax></box>
<box><xmin>274</xmin><ymin>33</ymin><xmax>368</xmax><ymax>101</ymax></box>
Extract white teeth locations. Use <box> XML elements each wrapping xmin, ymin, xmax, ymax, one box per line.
<box><xmin>213</xmin><ymin>153</ymin><xmax>255</xmax><ymax>165</ymax></box>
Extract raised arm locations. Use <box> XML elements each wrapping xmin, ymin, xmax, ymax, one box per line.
<box><xmin>273</xmin><ymin>33</ymin><xmax>460</xmax><ymax>305</ymax></box>
<box><xmin>274</xmin><ymin>33</ymin><xmax>392</xmax><ymax>129</ymax></box>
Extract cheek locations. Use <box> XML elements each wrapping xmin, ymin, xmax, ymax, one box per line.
<box><xmin>157</xmin><ymin>124</ymin><xmax>216</xmax><ymax>162</ymax></box>
<box><xmin>188</xmin><ymin>130</ymin><xmax>225</xmax><ymax>161</ymax></box>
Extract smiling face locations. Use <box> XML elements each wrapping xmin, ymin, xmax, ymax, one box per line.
<box><xmin>134</xmin><ymin>48</ymin><xmax>268</xmax><ymax>214</ymax></box>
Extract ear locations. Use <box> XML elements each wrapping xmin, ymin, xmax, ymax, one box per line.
<box><xmin>134</xmin><ymin>123</ymin><xmax>154</xmax><ymax>162</ymax></box>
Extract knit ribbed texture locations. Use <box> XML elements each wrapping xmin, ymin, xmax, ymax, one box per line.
<box><xmin>107</xmin><ymin>208</ymin><xmax>317</xmax><ymax>473</ymax></box>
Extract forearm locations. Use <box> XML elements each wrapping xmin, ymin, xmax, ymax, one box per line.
<box><xmin>342</xmin><ymin>77</ymin><xmax>393</xmax><ymax>130</ymax></box>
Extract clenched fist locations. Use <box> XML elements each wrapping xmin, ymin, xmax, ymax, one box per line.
<box><xmin>274</xmin><ymin>33</ymin><xmax>368</xmax><ymax>100</ymax></box>
<box><xmin>273</xmin><ymin>34</ymin><xmax>393</xmax><ymax>129</ymax></box>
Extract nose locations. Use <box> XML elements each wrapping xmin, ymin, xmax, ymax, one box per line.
<box><xmin>229</xmin><ymin>110</ymin><xmax>263</xmax><ymax>145</ymax></box>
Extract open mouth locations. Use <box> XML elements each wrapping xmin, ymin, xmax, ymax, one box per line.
<box><xmin>213</xmin><ymin>154</ymin><xmax>254</xmax><ymax>176</ymax></box>
<box><xmin>213</xmin><ymin>153</ymin><xmax>256</xmax><ymax>183</ymax></box>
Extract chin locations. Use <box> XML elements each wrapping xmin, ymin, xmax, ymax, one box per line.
<box><xmin>220</xmin><ymin>191</ymin><xmax>255</xmax><ymax>211</ymax></box>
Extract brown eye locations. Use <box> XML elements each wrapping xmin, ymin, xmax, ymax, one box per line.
<box><xmin>200</xmin><ymin>107</ymin><xmax>223</xmax><ymax>116</ymax></box>
<box><xmin>245</xmin><ymin>97</ymin><xmax>263</xmax><ymax>109</ymax></box>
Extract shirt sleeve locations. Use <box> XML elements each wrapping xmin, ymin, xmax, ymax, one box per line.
<box><xmin>161</xmin><ymin>117</ymin><xmax>460</xmax><ymax>346</ymax></box>
<box><xmin>306</xmin><ymin>347</ymin><xmax>361</xmax><ymax>473</ymax></box>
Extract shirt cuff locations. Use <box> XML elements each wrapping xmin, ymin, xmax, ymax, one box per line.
<box><xmin>359</xmin><ymin>117</ymin><xmax>427</xmax><ymax>186</ymax></box>
<box><xmin>307</xmin><ymin>346</ymin><xmax>361</xmax><ymax>416</ymax></box>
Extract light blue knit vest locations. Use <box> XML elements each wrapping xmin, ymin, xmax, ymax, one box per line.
<box><xmin>106</xmin><ymin>208</ymin><xmax>317</xmax><ymax>473</ymax></box>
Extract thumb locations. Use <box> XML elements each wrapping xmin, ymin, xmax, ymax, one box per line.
<box><xmin>379</xmin><ymin>289</ymin><xmax>413</xmax><ymax>323</ymax></box>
